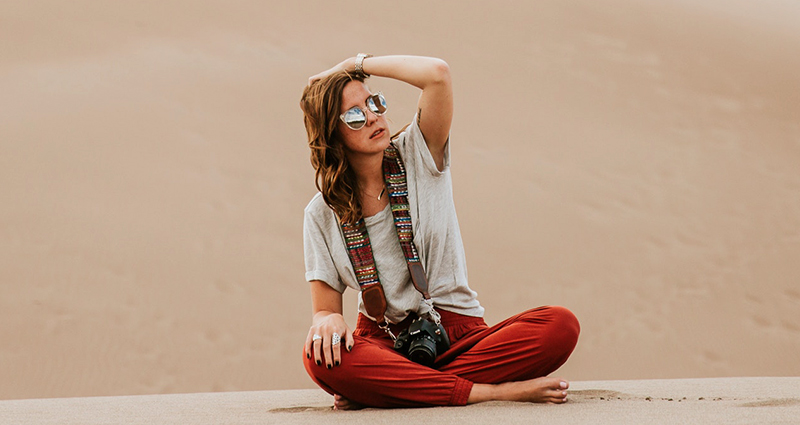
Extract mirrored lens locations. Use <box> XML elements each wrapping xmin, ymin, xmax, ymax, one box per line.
<box><xmin>342</xmin><ymin>107</ymin><xmax>367</xmax><ymax>129</ymax></box>
<box><xmin>368</xmin><ymin>93</ymin><xmax>387</xmax><ymax>115</ymax></box>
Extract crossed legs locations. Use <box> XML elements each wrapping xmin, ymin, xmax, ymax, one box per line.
<box><xmin>304</xmin><ymin>306</ymin><xmax>580</xmax><ymax>408</ymax></box>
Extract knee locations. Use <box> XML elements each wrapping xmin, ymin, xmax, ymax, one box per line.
<box><xmin>542</xmin><ymin>306</ymin><xmax>580</xmax><ymax>353</ymax></box>
<box><xmin>301</xmin><ymin>337</ymin><xmax>370</xmax><ymax>393</ymax></box>
<box><xmin>303</xmin><ymin>348</ymin><xmax>337</xmax><ymax>382</ymax></box>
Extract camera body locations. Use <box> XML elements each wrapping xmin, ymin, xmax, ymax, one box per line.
<box><xmin>393</xmin><ymin>317</ymin><xmax>451</xmax><ymax>367</ymax></box>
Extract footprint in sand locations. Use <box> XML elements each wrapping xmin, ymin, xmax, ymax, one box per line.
<box><xmin>739</xmin><ymin>398</ymin><xmax>800</xmax><ymax>408</ymax></box>
<box><xmin>269</xmin><ymin>406</ymin><xmax>332</xmax><ymax>413</ymax></box>
<box><xmin>571</xmin><ymin>389</ymin><xmax>635</xmax><ymax>401</ymax></box>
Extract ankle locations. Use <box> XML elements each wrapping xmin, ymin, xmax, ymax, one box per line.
<box><xmin>467</xmin><ymin>383</ymin><xmax>500</xmax><ymax>404</ymax></box>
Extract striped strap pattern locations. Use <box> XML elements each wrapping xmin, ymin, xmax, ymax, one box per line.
<box><xmin>341</xmin><ymin>219</ymin><xmax>379</xmax><ymax>287</ymax></box>
<box><xmin>382</xmin><ymin>143</ymin><xmax>421</xmax><ymax>265</ymax></box>
<box><xmin>340</xmin><ymin>142</ymin><xmax>425</xmax><ymax>290</ymax></box>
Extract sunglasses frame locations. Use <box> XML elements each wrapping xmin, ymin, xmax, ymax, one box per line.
<box><xmin>339</xmin><ymin>92</ymin><xmax>387</xmax><ymax>131</ymax></box>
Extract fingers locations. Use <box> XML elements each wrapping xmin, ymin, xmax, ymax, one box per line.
<box><xmin>345</xmin><ymin>328</ymin><xmax>355</xmax><ymax>352</ymax></box>
<box><xmin>309</xmin><ymin>331</ymin><xmax>350</xmax><ymax>368</ymax></box>
<box><xmin>312</xmin><ymin>334</ymin><xmax>323</xmax><ymax>367</ymax></box>
<box><xmin>307</xmin><ymin>71</ymin><xmax>329</xmax><ymax>86</ymax></box>
<box><xmin>331</xmin><ymin>332</ymin><xmax>342</xmax><ymax>368</ymax></box>
<box><xmin>307</xmin><ymin>59</ymin><xmax>350</xmax><ymax>86</ymax></box>
<box><xmin>306</xmin><ymin>313</ymin><xmax>352</xmax><ymax>368</ymax></box>
<box><xmin>322</xmin><ymin>334</ymin><xmax>333</xmax><ymax>369</ymax></box>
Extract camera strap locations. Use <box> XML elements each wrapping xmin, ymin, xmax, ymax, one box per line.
<box><xmin>339</xmin><ymin>142</ymin><xmax>439</xmax><ymax>338</ymax></box>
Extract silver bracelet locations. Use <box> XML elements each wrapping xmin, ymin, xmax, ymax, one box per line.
<box><xmin>355</xmin><ymin>53</ymin><xmax>372</xmax><ymax>77</ymax></box>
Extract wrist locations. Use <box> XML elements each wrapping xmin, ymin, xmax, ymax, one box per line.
<box><xmin>313</xmin><ymin>310</ymin><xmax>341</xmax><ymax>322</ymax></box>
<box><xmin>354</xmin><ymin>53</ymin><xmax>373</xmax><ymax>77</ymax></box>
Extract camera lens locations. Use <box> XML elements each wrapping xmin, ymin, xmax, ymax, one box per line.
<box><xmin>408</xmin><ymin>336</ymin><xmax>437</xmax><ymax>367</ymax></box>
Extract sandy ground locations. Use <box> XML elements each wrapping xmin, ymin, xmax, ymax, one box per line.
<box><xmin>1</xmin><ymin>0</ymin><xmax>799</xmax><ymax>400</ymax></box>
<box><xmin>1</xmin><ymin>378</ymin><xmax>799</xmax><ymax>425</ymax></box>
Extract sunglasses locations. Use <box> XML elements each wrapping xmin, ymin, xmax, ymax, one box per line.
<box><xmin>339</xmin><ymin>92</ymin><xmax>388</xmax><ymax>130</ymax></box>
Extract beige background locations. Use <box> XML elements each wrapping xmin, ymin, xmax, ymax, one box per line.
<box><xmin>1</xmin><ymin>0</ymin><xmax>799</xmax><ymax>400</ymax></box>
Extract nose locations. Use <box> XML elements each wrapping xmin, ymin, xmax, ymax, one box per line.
<box><xmin>365</xmin><ymin>107</ymin><xmax>380</xmax><ymax>126</ymax></box>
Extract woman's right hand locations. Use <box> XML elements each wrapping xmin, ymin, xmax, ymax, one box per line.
<box><xmin>304</xmin><ymin>311</ymin><xmax>355</xmax><ymax>369</ymax></box>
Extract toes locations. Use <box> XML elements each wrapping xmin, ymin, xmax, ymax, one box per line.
<box><xmin>333</xmin><ymin>394</ymin><xmax>344</xmax><ymax>410</ymax></box>
<box><xmin>333</xmin><ymin>394</ymin><xmax>363</xmax><ymax>410</ymax></box>
<box><xmin>551</xmin><ymin>377</ymin><xmax>569</xmax><ymax>390</ymax></box>
<box><xmin>545</xmin><ymin>388</ymin><xmax>568</xmax><ymax>402</ymax></box>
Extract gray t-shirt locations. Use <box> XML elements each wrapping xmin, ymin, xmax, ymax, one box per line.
<box><xmin>303</xmin><ymin>117</ymin><xmax>484</xmax><ymax>324</ymax></box>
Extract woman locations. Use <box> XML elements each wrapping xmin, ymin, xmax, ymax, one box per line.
<box><xmin>299</xmin><ymin>54</ymin><xmax>580</xmax><ymax>409</ymax></box>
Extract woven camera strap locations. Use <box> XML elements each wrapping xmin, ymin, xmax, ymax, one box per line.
<box><xmin>340</xmin><ymin>142</ymin><xmax>440</xmax><ymax>340</ymax></box>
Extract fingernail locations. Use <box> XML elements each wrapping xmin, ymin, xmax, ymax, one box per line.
<box><xmin>316</xmin><ymin>360</ymin><xmax>321</xmax><ymax>366</ymax></box>
<box><xmin>347</xmin><ymin>345</ymin><xmax>353</xmax><ymax>351</ymax></box>
<box><xmin>335</xmin><ymin>361</ymin><xmax>340</xmax><ymax>366</ymax></box>
<box><xmin>306</xmin><ymin>353</ymin><xmax>311</xmax><ymax>359</ymax></box>
<box><xmin>327</xmin><ymin>364</ymin><xmax>332</xmax><ymax>369</ymax></box>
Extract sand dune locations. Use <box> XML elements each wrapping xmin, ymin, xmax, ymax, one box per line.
<box><xmin>1</xmin><ymin>0</ymin><xmax>799</xmax><ymax>400</ymax></box>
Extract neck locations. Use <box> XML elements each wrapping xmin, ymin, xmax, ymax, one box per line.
<box><xmin>347</xmin><ymin>151</ymin><xmax>384</xmax><ymax>189</ymax></box>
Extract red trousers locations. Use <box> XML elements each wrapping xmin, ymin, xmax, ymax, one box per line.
<box><xmin>303</xmin><ymin>306</ymin><xmax>580</xmax><ymax>408</ymax></box>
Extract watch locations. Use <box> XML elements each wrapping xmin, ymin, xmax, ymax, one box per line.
<box><xmin>355</xmin><ymin>53</ymin><xmax>372</xmax><ymax>77</ymax></box>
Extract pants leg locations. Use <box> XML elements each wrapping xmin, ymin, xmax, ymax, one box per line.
<box><xmin>302</xmin><ymin>305</ymin><xmax>579</xmax><ymax>408</ymax></box>
<box><xmin>438</xmin><ymin>306</ymin><xmax>580</xmax><ymax>383</ymax></box>
<box><xmin>303</xmin><ymin>334</ymin><xmax>473</xmax><ymax>408</ymax></box>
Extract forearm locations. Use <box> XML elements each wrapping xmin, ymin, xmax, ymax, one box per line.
<box><xmin>354</xmin><ymin>55</ymin><xmax>451</xmax><ymax>90</ymax></box>
<box><xmin>310</xmin><ymin>280</ymin><xmax>344</xmax><ymax>322</ymax></box>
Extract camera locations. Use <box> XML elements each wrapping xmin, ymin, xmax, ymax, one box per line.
<box><xmin>393</xmin><ymin>317</ymin><xmax>451</xmax><ymax>367</ymax></box>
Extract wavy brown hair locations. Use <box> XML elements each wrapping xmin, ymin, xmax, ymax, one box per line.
<box><xmin>300</xmin><ymin>71</ymin><xmax>366</xmax><ymax>224</ymax></box>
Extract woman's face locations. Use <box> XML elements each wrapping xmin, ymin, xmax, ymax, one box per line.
<box><xmin>337</xmin><ymin>81</ymin><xmax>391</xmax><ymax>157</ymax></box>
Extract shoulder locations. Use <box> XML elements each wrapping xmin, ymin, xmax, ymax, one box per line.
<box><xmin>304</xmin><ymin>192</ymin><xmax>338</xmax><ymax>227</ymax></box>
<box><xmin>304</xmin><ymin>192</ymin><xmax>327</xmax><ymax>214</ymax></box>
<box><xmin>393</xmin><ymin>114</ymin><xmax>450</xmax><ymax>176</ymax></box>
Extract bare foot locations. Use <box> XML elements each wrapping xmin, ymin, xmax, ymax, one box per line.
<box><xmin>468</xmin><ymin>377</ymin><xmax>569</xmax><ymax>404</ymax></box>
<box><xmin>333</xmin><ymin>394</ymin><xmax>366</xmax><ymax>410</ymax></box>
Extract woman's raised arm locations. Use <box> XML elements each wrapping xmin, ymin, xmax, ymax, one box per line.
<box><xmin>308</xmin><ymin>55</ymin><xmax>453</xmax><ymax>170</ymax></box>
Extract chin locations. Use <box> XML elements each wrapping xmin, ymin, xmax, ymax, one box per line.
<box><xmin>376</xmin><ymin>135</ymin><xmax>392</xmax><ymax>150</ymax></box>
<box><xmin>366</xmin><ymin>130</ymin><xmax>390</xmax><ymax>147</ymax></box>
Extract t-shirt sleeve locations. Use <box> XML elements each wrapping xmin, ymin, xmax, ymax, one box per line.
<box><xmin>396</xmin><ymin>113</ymin><xmax>451</xmax><ymax>177</ymax></box>
<box><xmin>303</xmin><ymin>207</ymin><xmax>346</xmax><ymax>293</ymax></box>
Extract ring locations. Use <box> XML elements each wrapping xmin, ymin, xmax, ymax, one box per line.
<box><xmin>331</xmin><ymin>332</ymin><xmax>341</xmax><ymax>346</ymax></box>
<box><xmin>312</xmin><ymin>334</ymin><xmax>322</xmax><ymax>342</ymax></box>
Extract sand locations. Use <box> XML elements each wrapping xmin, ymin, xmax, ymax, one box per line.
<box><xmin>1</xmin><ymin>0</ymin><xmax>799</xmax><ymax>401</ymax></box>
<box><xmin>1</xmin><ymin>378</ymin><xmax>799</xmax><ymax>424</ymax></box>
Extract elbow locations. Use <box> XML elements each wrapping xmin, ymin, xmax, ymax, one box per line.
<box><xmin>429</xmin><ymin>59</ymin><xmax>452</xmax><ymax>86</ymax></box>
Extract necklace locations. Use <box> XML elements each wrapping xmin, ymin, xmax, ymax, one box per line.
<box><xmin>364</xmin><ymin>186</ymin><xmax>386</xmax><ymax>200</ymax></box>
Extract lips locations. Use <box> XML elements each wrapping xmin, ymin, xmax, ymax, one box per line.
<box><xmin>370</xmin><ymin>128</ymin><xmax>385</xmax><ymax>139</ymax></box>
